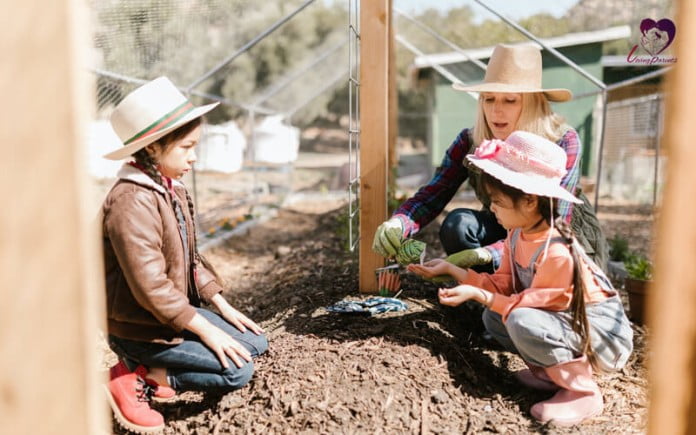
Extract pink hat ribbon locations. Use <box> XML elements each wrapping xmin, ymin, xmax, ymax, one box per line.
<box><xmin>474</xmin><ymin>139</ymin><xmax>565</xmax><ymax>178</ymax></box>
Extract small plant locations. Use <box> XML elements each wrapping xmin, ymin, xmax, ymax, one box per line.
<box><xmin>608</xmin><ymin>234</ymin><xmax>630</xmax><ymax>262</ymax></box>
<box><xmin>334</xmin><ymin>207</ymin><xmax>355</xmax><ymax>252</ymax></box>
<box><xmin>624</xmin><ymin>252</ymin><xmax>653</xmax><ymax>281</ymax></box>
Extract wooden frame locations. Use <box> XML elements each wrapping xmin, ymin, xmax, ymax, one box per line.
<box><xmin>0</xmin><ymin>0</ymin><xmax>107</xmax><ymax>432</ymax></box>
<box><xmin>359</xmin><ymin>0</ymin><xmax>396</xmax><ymax>293</ymax></box>
<box><xmin>647</xmin><ymin>0</ymin><xmax>696</xmax><ymax>432</ymax></box>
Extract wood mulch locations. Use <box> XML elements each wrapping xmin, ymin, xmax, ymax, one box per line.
<box><xmin>109</xmin><ymin>197</ymin><xmax>653</xmax><ymax>434</ymax></box>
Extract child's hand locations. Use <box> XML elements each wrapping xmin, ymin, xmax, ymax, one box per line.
<box><xmin>199</xmin><ymin>323</ymin><xmax>252</xmax><ymax>369</ymax></box>
<box><xmin>438</xmin><ymin>285</ymin><xmax>477</xmax><ymax>307</ymax></box>
<box><xmin>211</xmin><ymin>293</ymin><xmax>264</xmax><ymax>335</ymax></box>
<box><xmin>218</xmin><ymin>304</ymin><xmax>265</xmax><ymax>335</ymax></box>
<box><xmin>407</xmin><ymin>259</ymin><xmax>450</xmax><ymax>278</ymax></box>
<box><xmin>187</xmin><ymin>311</ymin><xmax>253</xmax><ymax>369</ymax></box>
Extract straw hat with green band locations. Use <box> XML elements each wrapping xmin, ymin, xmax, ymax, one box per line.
<box><xmin>104</xmin><ymin>76</ymin><xmax>219</xmax><ymax>160</ymax></box>
<box><xmin>452</xmin><ymin>44</ymin><xmax>572</xmax><ymax>103</ymax></box>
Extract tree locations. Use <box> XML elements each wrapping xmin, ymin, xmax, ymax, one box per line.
<box><xmin>93</xmin><ymin>0</ymin><xmax>348</xmax><ymax>125</ymax></box>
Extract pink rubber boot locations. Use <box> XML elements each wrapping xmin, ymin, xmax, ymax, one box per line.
<box><xmin>514</xmin><ymin>362</ymin><xmax>559</xmax><ymax>391</ymax></box>
<box><xmin>530</xmin><ymin>356</ymin><xmax>603</xmax><ymax>426</ymax></box>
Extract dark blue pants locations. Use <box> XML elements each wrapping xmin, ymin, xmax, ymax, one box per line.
<box><xmin>109</xmin><ymin>308</ymin><xmax>268</xmax><ymax>393</ymax></box>
<box><xmin>439</xmin><ymin>208</ymin><xmax>507</xmax><ymax>272</ymax></box>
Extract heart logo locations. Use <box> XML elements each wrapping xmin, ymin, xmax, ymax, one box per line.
<box><xmin>639</xmin><ymin>18</ymin><xmax>676</xmax><ymax>56</ymax></box>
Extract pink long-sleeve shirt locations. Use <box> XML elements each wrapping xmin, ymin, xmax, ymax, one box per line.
<box><xmin>463</xmin><ymin>228</ymin><xmax>612</xmax><ymax>322</ymax></box>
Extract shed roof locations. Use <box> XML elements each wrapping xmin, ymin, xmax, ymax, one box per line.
<box><xmin>601</xmin><ymin>55</ymin><xmax>655</xmax><ymax>67</ymax></box>
<box><xmin>413</xmin><ymin>25</ymin><xmax>631</xmax><ymax>70</ymax></box>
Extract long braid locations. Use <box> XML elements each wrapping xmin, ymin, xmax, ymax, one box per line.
<box><xmin>184</xmin><ymin>190</ymin><xmax>198</xmax><ymax>250</ymax></box>
<box><xmin>539</xmin><ymin>196</ymin><xmax>597</xmax><ymax>367</ymax></box>
<box><xmin>132</xmin><ymin>148</ymin><xmax>167</xmax><ymax>189</ymax></box>
<box><xmin>185</xmin><ymin>188</ymin><xmax>223</xmax><ymax>284</ymax></box>
<box><xmin>555</xmin><ymin>217</ymin><xmax>597</xmax><ymax>368</ymax></box>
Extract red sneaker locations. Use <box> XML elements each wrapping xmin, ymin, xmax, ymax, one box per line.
<box><xmin>134</xmin><ymin>366</ymin><xmax>177</xmax><ymax>401</ymax></box>
<box><xmin>106</xmin><ymin>362</ymin><xmax>165</xmax><ymax>433</ymax></box>
<box><xmin>149</xmin><ymin>382</ymin><xmax>176</xmax><ymax>401</ymax></box>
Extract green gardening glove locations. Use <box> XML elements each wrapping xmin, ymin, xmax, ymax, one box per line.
<box><xmin>372</xmin><ymin>217</ymin><xmax>406</xmax><ymax>258</ymax></box>
<box><xmin>445</xmin><ymin>247</ymin><xmax>493</xmax><ymax>269</ymax></box>
<box><xmin>395</xmin><ymin>239</ymin><xmax>426</xmax><ymax>265</ymax></box>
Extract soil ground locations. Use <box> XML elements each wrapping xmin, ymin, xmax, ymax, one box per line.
<box><xmin>106</xmin><ymin>192</ymin><xmax>653</xmax><ymax>434</ymax></box>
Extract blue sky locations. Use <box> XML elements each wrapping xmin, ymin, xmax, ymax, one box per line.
<box><xmin>394</xmin><ymin>0</ymin><xmax>580</xmax><ymax>21</ymax></box>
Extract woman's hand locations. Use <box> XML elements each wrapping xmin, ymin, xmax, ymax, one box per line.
<box><xmin>187</xmin><ymin>313</ymin><xmax>252</xmax><ymax>369</ymax></box>
<box><xmin>407</xmin><ymin>259</ymin><xmax>451</xmax><ymax>279</ymax></box>
<box><xmin>438</xmin><ymin>285</ymin><xmax>478</xmax><ymax>307</ymax></box>
<box><xmin>211</xmin><ymin>294</ymin><xmax>264</xmax><ymax>335</ymax></box>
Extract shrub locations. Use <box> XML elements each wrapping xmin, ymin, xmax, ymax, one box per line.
<box><xmin>608</xmin><ymin>234</ymin><xmax>630</xmax><ymax>262</ymax></box>
<box><xmin>624</xmin><ymin>253</ymin><xmax>653</xmax><ymax>281</ymax></box>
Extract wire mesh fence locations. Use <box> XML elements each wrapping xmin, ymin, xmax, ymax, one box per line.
<box><xmin>598</xmin><ymin>93</ymin><xmax>665</xmax><ymax>205</ymax></box>
<box><xmin>87</xmin><ymin>0</ymin><xmax>353</xmax><ymax>238</ymax></box>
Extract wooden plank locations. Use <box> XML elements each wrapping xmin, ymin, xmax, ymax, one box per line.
<box><xmin>359</xmin><ymin>0</ymin><xmax>391</xmax><ymax>292</ymax></box>
<box><xmin>647</xmin><ymin>2</ymin><xmax>696</xmax><ymax>433</ymax></box>
<box><xmin>0</xmin><ymin>0</ymin><xmax>107</xmax><ymax>433</ymax></box>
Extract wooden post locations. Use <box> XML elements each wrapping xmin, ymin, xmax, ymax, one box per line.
<box><xmin>0</xmin><ymin>1</ymin><xmax>107</xmax><ymax>433</ymax></box>
<box><xmin>647</xmin><ymin>1</ymin><xmax>696</xmax><ymax>433</ymax></box>
<box><xmin>359</xmin><ymin>0</ymin><xmax>392</xmax><ymax>293</ymax></box>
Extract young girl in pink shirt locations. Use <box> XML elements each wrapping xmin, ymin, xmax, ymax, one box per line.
<box><xmin>408</xmin><ymin>130</ymin><xmax>633</xmax><ymax>426</ymax></box>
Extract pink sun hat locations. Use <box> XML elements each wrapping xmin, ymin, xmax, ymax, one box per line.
<box><xmin>104</xmin><ymin>77</ymin><xmax>219</xmax><ymax>160</ymax></box>
<box><xmin>466</xmin><ymin>131</ymin><xmax>581</xmax><ymax>204</ymax></box>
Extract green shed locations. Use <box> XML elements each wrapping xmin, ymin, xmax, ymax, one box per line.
<box><xmin>412</xmin><ymin>26</ymin><xmax>630</xmax><ymax>175</ymax></box>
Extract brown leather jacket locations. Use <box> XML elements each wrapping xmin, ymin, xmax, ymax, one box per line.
<box><xmin>102</xmin><ymin>164</ymin><xmax>223</xmax><ymax>344</ymax></box>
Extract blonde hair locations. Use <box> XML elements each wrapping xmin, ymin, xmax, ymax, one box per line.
<box><xmin>472</xmin><ymin>93</ymin><xmax>569</xmax><ymax>146</ymax></box>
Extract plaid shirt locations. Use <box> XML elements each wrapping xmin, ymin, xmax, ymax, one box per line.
<box><xmin>394</xmin><ymin>127</ymin><xmax>581</xmax><ymax>268</ymax></box>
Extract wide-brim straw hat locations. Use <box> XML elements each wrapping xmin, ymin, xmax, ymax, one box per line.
<box><xmin>466</xmin><ymin>130</ymin><xmax>581</xmax><ymax>204</ymax></box>
<box><xmin>453</xmin><ymin>44</ymin><xmax>572</xmax><ymax>102</ymax></box>
<box><xmin>104</xmin><ymin>76</ymin><xmax>219</xmax><ymax>160</ymax></box>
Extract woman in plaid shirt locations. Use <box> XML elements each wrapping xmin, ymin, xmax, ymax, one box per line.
<box><xmin>373</xmin><ymin>44</ymin><xmax>608</xmax><ymax>273</ymax></box>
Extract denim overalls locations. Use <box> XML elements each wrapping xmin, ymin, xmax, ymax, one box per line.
<box><xmin>482</xmin><ymin>229</ymin><xmax>634</xmax><ymax>371</ymax></box>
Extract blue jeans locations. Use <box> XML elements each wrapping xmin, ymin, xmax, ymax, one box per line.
<box><xmin>439</xmin><ymin>208</ymin><xmax>507</xmax><ymax>271</ymax></box>
<box><xmin>481</xmin><ymin>296</ymin><xmax>633</xmax><ymax>372</ymax></box>
<box><xmin>109</xmin><ymin>308</ymin><xmax>269</xmax><ymax>392</ymax></box>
